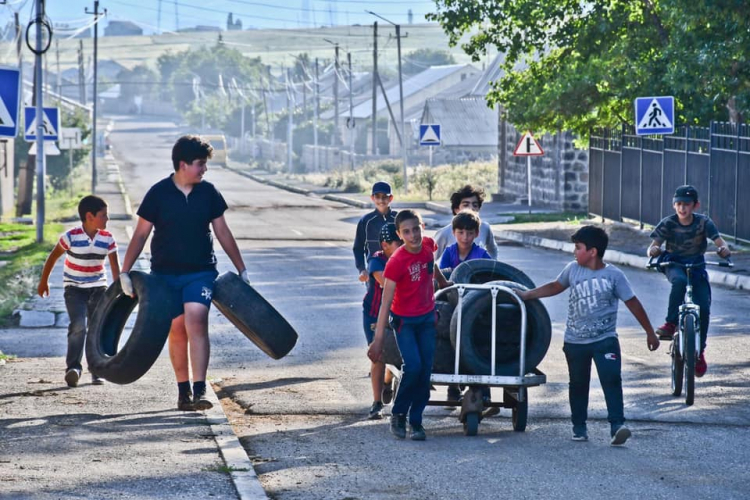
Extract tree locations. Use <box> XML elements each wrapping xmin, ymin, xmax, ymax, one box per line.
<box><xmin>428</xmin><ymin>0</ymin><xmax>750</xmax><ymax>136</ymax></box>
<box><xmin>117</xmin><ymin>64</ymin><xmax>158</xmax><ymax>104</ymax></box>
<box><xmin>402</xmin><ymin>48</ymin><xmax>456</xmax><ymax>76</ymax></box>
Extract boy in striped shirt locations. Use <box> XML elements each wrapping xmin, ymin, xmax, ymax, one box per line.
<box><xmin>38</xmin><ymin>195</ymin><xmax>120</xmax><ymax>387</ymax></box>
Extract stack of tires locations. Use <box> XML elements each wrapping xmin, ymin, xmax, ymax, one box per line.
<box><xmin>383</xmin><ymin>260</ymin><xmax>551</xmax><ymax>377</ymax></box>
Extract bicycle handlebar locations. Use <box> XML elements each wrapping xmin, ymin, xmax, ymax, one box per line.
<box><xmin>646</xmin><ymin>257</ymin><xmax>734</xmax><ymax>270</ymax></box>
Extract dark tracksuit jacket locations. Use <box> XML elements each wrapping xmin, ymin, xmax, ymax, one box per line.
<box><xmin>353</xmin><ymin>208</ymin><xmax>397</xmax><ymax>272</ymax></box>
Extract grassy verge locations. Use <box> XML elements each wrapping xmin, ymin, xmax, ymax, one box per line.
<box><xmin>289</xmin><ymin>159</ymin><xmax>498</xmax><ymax>202</ymax></box>
<box><xmin>501</xmin><ymin>212</ymin><xmax>587</xmax><ymax>224</ymax></box>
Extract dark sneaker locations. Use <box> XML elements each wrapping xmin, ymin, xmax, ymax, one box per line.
<box><xmin>192</xmin><ymin>390</ymin><xmax>213</xmax><ymax>411</ymax></box>
<box><xmin>381</xmin><ymin>381</ymin><xmax>394</xmax><ymax>405</ymax></box>
<box><xmin>656</xmin><ymin>322</ymin><xmax>677</xmax><ymax>340</ymax></box>
<box><xmin>410</xmin><ymin>424</ymin><xmax>426</xmax><ymax>441</ymax></box>
<box><xmin>696</xmin><ymin>352</ymin><xmax>708</xmax><ymax>377</ymax></box>
<box><xmin>91</xmin><ymin>375</ymin><xmax>105</xmax><ymax>385</ymax></box>
<box><xmin>368</xmin><ymin>401</ymin><xmax>384</xmax><ymax>420</ymax></box>
<box><xmin>611</xmin><ymin>425</ymin><xmax>632</xmax><ymax>446</ymax></box>
<box><xmin>572</xmin><ymin>432</ymin><xmax>589</xmax><ymax>442</ymax></box>
<box><xmin>390</xmin><ymin>413</ymin><xmax>406</xmax><ymax>439</ymax></box>
<box><xmin>177</xmin><ymin>392</ymin><xmax>195</xmax><ymax>411</ymax></box>
<box><xmin>65</xmin><ymin>368</ymin><xmax>81</xmax><ymax>388</ymax></box>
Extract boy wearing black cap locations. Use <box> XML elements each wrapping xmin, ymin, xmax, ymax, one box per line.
<box><xmin>363</xmin><ymin>223</ymin><xmax>402</xmax><ymax>419</ymax></box>
<box><xmin>353</xmin><ymin>181</ymin><xmax>397</xmax><ymax>283</ymax></box>
<box><xmin>647</xmin><ymin>185</ymin><xmax>731</xmax><ymax>377</ymax></box>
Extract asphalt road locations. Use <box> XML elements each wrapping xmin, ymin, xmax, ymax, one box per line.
<box><xmin>111</xmin><ymin>115</ymin><xmax>750</xmax><ymax>500</ymax></box>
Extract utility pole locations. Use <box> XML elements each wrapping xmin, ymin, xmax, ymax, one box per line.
<box><xmin>371</xmin><ymin>21</ymin><xmax>378</xmax><ymax>155</ymax></box>
<box><xmin>85</xmin><ymin>0</ymin><xmax>105</xmax><ymax>194</ymax></box>
<box><xmin>333</xmin><ymin>44</ymin><xmax>339</xmax><ymax>146</ymax></box>
<box><xmin>33</xmin><ymin>0</ymin><xmax>47</xmax><ymax>242</ymax></box>
<box><xmin>348</xmin><ymin>52</ymin><xmax>354</xmax><ymax>170</ymax></box>
<box><xmin>15</xmin><ymin>11</ymin><xmax>33</xmax><ymax>218</ymax></box>
<box><xmin>78</xmin><ymin>40</ymin><xmax>85</xmax><ymax>104</ymax></box>
<box><xmin>313</xmin><ymin>58</ymin><xmax>319</xmax><ymax>171</ymax></box>
<box><xmin>55</xmin><ymin>39</ymin><xmax>61</xmax><ymax>96</ymax></box>
<box><xmin>286</xmin><ymin>68</ymin><xmax>293</xmax><ymax>173</ymax></box>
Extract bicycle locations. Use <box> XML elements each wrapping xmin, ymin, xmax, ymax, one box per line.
<box><xmin>647</xmin><ymin>257</ymin><xmax>733</xmax><ymax>405</ymax></box>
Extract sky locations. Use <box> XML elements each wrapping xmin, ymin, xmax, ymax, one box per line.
<box><xmin>6</xmin><ymin>0</ymin><xmax>436</xmax><ymax>34</ymax></box>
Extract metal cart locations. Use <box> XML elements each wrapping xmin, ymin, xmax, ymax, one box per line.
<box><xmin>386</xmin><ymin>283</ymin><xmax>547</xmax><ymax>436</ymax></box>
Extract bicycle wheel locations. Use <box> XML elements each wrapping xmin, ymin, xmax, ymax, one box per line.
<box><xmin>671</xmin><ymin>334</ymin><xmax>684</xmax><ymax>397</ymax></box>
<box><xmin>684</xmin><ymin>314</ymin><xmax>697</xmax><ymax>406</ymax></box>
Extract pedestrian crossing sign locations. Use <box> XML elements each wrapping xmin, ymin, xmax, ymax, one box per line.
<box><xmin>419</xmin><ymin>124</ymin><xmax>441</xmax><ymax>146</ymax></box>
<box><xmin>24</xmin><ymin>107</ymin><xmax>59</xmax><ymax>142</ymax></box>
<box><xmin>0</xmin><ymin>66</ymin><xmax>21</xmax><ymax>138</ymax></box>
<box><xmin>635</xmin><ymin>96</ymin><xmax>674</xmax><ymax>135</ymax></box>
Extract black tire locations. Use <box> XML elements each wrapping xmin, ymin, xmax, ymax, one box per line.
<box><xmin>450</xmin><ymin>280</ymin><xmax>552</xmax><ymax>376</ymax></box>
<box><xmin>512</xmin><ymin>389</ymin><xmax>528</xmax><ymax>432</ymax></box>
<box><xmin>435</xmin><ymin>300</ymin><xmax>454</xmax><ymax>341</ymax></box>
<box><xmin>684</xmin><ymin>315</ymin><xmax>696</xmax><ymax>406</ymax></box>
<box><xmin>450</xmin><ymin>259</ymin><xmax>536</xmax><ymax>288</ymax></box>
<box><xmin>463</xmin><ymin>411</ymin><xmax>479</xmax><ymax>436</ymax></box>
<box><xmin>212</xmin><ymin>272</ymin><xmax>298</xmax><ymax>360</ymax></box>
<box><xmin>86</xmin><ymin>271</ymin><xmax>183</xmax><ymax>385</ymax></box>
<box><xmin>671</xmin><ymin>336</ymin><xmax>684</xmax><ymax>397</ymax></box>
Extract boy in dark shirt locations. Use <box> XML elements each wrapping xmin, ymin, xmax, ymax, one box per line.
<box><xmin>353</xmin><ymin>181</ymin><xmax>397</xmax><ymax>283</ymax></box>
<box><xmin>647</xmin><ymin>185</ymin><xmax>730</xmax><ymax>377</ymax></box>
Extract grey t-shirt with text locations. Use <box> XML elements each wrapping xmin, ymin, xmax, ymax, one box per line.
<box><xmin>556</xmin><ymin>262</ymin><xmax>635</xmax><ymax>344</ymax></box>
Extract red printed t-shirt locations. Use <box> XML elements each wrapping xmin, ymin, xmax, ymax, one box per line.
<box><xmin>383</xmin><ymin>237</ymin><xmax>436</xmax><ymax>317</ymax></box>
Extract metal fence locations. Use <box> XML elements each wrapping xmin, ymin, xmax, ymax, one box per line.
<box><xmin>589</xmin><ymin>122</ymin><xmax>750</xmax><ymax>243</ymax></box>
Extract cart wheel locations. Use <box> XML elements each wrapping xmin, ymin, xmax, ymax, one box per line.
<box><xmin>463</xmin><ymin>412</ymin><xmax>479</xmax><ymax>436</ymax></box>
<box><xmin>512</xmin><ymin>391</ymin><xmax>528</xmax><ymax>432</ymax></box>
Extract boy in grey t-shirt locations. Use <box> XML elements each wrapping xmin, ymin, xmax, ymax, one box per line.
<box><xmin>517</xmin><ymin>226</ymin><xmax>660</xmax><ymax>445</ymax></box>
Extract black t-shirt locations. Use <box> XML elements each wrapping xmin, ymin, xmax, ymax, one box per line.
<box><xmin>137</xmin><ymin>175</ymin><xmax>228</xmax><ymax>274</ymax></box>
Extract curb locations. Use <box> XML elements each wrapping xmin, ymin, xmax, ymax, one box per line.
<box><xmin>495</xmin><ymin>230</ymin><xmax>749</xmax><ymax>291</ymax></box>
<box><xmin>223</xmin><ymin>165</ymin><xmax>313</xmax><ymax>196</ymax></box>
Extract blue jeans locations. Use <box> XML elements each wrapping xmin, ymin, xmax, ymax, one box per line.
<box><xmin>64</xmin><ymin>286</ymin><xmax>106</xmax><ymax>372</ymax></box>
<box><xmin>390</xmin><ymin>311</ymin><xmax>437</xmax><ymax>426</ymax></box>
<box><xmin>665</xmin><ymin>266</ymin><xmax>712</xmax><ymax>351</ymax></box>
<box><xmin>563</xmin><ymin>337</ymin><xmax>624</xmax><ymax>435</ymax></box>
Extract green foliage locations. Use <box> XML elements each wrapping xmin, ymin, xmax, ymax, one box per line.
<box><xmin>117</xmin><ymin>64</ymin><xmax>159</xmax><ymax>103</ymax></box>
<box><xmin>403</xmin><ymin>48</ymin><xmax>457</xmax><ymax>76</ymax></box>
<box><xmin>413</xmin><ymin>167</ymin><xmax>439</xmax><ymax>200</ymax></box>
<box><xmin>428</xmin><ymin>0</ymin><xmax>750</xmax><ymax>136</ymax></box>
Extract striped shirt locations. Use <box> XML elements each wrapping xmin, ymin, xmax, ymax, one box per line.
<box><xmin>59</xmin><ymin>227</ymin><xmax>117</xmax><ymax>288</ymax></box>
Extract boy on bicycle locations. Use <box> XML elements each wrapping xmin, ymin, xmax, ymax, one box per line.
<box><xmin>647</xmin><ymin>185</ymin><xmax>731</xmax><ymax>377</ymax></box>
<box><xmin>517</xmin><ymin>226</ymin><xmax>660</xmax><ymax>445</ymax></box>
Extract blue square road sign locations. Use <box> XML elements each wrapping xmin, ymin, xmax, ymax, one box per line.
<box><xmin>24</xmin><ymin>107</ymin><xmax>60</xmax><ymax>142</ymax></box>
<box><xmin>420</xmin><ymin>124</ymin><xmax>441</xmax><ymax>146</ymax></box>
<box><xmin>635</xmin><ymin>96</ymin><xmax>674</xmax><ymax>135</ymax></box>
<box><xmin>0</xmin><ymin>66</ymin><xmax>21</xmax><ymax>138</ymax></box>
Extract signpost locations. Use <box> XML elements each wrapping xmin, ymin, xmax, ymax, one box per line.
<box><xmin>24</xmin><ymin>106</ymin><xmax>59</xmax><ymax>142</ymax></box>
<box><xmin>634</xmin><ymin>96</ymin><xmax>674</xmax><ymax>136</ymax></box>
<box><xmin>0</xmin><ymin>66</ymin><xmax>21</xmax><ymax>138</ymax></box>
<box><xmin>419</xmin><ymin>124</ymin><xmax>441</xmax><ymax>166</ymax></box>
<box><xmin>513</xmin><ymin>130</ymin><xmax>544</xmax><ymax>211</ymax></box>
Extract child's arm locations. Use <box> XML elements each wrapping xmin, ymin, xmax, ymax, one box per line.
<box><xmin>713</xmin><ymin>236</ymin><xmax>731</xmax><ymax>258</ymax></box>
<box><xmin>37</xmin><ymin>243</ymin><xmax>66</xmax><ymax>297</ymax></box>
<box><xmin>433</xmin><ymin>263</ymin><xmax>451</xmax><ymax>289</ymax></box>
<box><xmin>353</xmin><ymin>220</ymin><xmax>368</xmax><ymax>282</ymax></box>
<box><xmin>624</xmin><ymin>296</ymin><xmax>660</xmax><ymax>351</ymax></box>
<box><xmin>212</xmin><ymin>215</ymin><xmax>249</xmax><ymax>283</ymax></box>
<box><xmin>367</xmin><ymin>278</ymin><xmax>396</xmax><ymax>362</ymax></box>
<box><xmin>647</xmin><ymin>239</ymin><xmax>663</xmax><ymax>257</ymax></box>
<box><xmin>485</xmin><ymin>225</ymin><xmax>499</xmax><ymax>260</ymax></box>
<box><xmin>516</xmin><ymin>280</ymin><xmax>566</xmax><ymax>301</ymax></box>
<box><xmin>108</xmin><ymin>252</ymin><xmax>121</xmax><ymax>282</ymax></box>
<box><xmin>372</xmin><ymin>271</ymin><xmax>385</xmax><ymax>287</ymax></box>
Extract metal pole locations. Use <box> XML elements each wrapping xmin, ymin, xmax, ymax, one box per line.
<box><xmin>395</xmin><ymin>24</ymin><xmax>408</xmax><ymax>193</ymax></box>
<box><xmin>371</xmin><ymin>21</ymin><xmax>378</xmax><ymax>155</ymax></box>
<box><xmin>313</xmin><ymin>58</ymin><xmax>319</xmax><ymax>171</ymax></box>
<box><xmin>287</xmin><ymin>68</ymin><xmax>293</xmax><ymax>172</ymax></box>
<box><xmin>34</xmin><ymin>0</ymin><xmax>45</xmax><ymax>243</ymax></box>
<box><xmin>86</xmin><ymin>0</ymin><xmax>103</xmax><ymax>194</ymax></box>
<box><xmin>618</xmin><ymin>124</ymin><xmax>624</xmax><ymax>221</ymax></box>
<box><xmin>527</xmin><ymin>155</ymin><xmax>532</xmax><ymax>214</ymax></box>
<box><xmin>332</xmin><ymin>44</ymin><xmax>339</xmax><ymax>147</ymax></box>
<box><xmin>638</xmin><ymin>135</ymin><xmax>644</xmax><ymax>229</ymax></box>
<box><xmin>684</xmin><ymin>125</ymin><xmax>690</xmax><ymax>185</ymax></box>
<box><xmin>348</xmin><ymin>52</ymin><xmax>354</xmax><ymax>170</ymax></box>
<box><xmin>240</xmin><ymin>103</ymin><xmax>245</xmax><ymax>154</ymax></box>
<box><xmin>734</xmin><ymin>123</ymin><xmax>740</xmax><ymax>243</ymax></box>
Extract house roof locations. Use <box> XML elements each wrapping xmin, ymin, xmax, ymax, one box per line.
<box><xmin>335</xmin><ymin>64</ymin><xmax>476</xmax><ymax>120</ymax></box>
<box><xmin>420</xmin><ymin>97</ymin><xmax>498</xmax><ymax>147</ymax></box>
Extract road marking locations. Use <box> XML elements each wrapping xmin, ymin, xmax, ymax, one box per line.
<box><xmin>290</xmin><ymin>229</ymin><xmax>302</xmax><ymax>236</ymax></box>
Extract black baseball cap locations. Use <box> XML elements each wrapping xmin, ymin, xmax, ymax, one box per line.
<box><xmin>673</xmin><ymin>185</ymin><xmax>698</xmax><ymax>203</ymax></box>
<box><xmin>372</xmin><ymin>181</ymin><xmax>392</xmax><ymax>196</ymax></box>
<box><xmin>379</xmin><ymin>223</ymin><xmax>401</xmax><ymax>243</ymax></box>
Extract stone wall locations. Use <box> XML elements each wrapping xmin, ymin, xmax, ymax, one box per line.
<box><xmin>498</xmin><ymin>120</ymin><xmax>589</xmax><ymax>211</ymax></box>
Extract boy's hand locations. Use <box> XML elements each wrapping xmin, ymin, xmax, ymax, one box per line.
<box><xmin>240</xmin><ymin>269</ymin><xmax>251</xmax><ymax>285</ymax></box>
<box><xmin>37</xmin><ymin>281</ymin><xmax>49</xmax><ymax>298</ymax></box>
<box><xmin>648</xmin><ymin>246</ymin><xmax>662</xmax><ymax>257</ymax></box>
<box><xmin>359</xmin><ymin>270</ymin><xmax>369</xmax><ymax>283</ymax></box>
<box><xmin>120</xmin><ymin>272</ymin><xmax>135</xmax><ymax>297</ymax></box>
<box><xmin>646</xmin><ymin>332</ymin><xmax>660</xmax><ymax>351</ymax></box>
<box><xmin>367</xmin><ymin>338</ymin><xmax>383</xmax><ymax>363</ymax></box>
<box><xmin>515</xmin><ymin>289</ymin><xmax>529</xmax><ymax>301</ymax></box>
<box><xmin>717</xmin><ymin>246</ymin><xmax>731</xmax><ymax>259</ymax></box>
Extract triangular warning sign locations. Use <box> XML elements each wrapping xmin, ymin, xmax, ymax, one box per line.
<box><xmin>421</xmin><ymin>126</ymin><xmax>440</xmax><ymax>144</ymax></box>
<box><xmin>26</xmin><ymin>111</ymin><xmax>56</xmax><ymax>138</ymax></box>
<box><xmin>637</xmin><ymin>98</ymin><xmax>673</xmax><ymax>130</ymax></box>
<box><xmin>513</xmin><ymin>131</ymin><xmax>544</xmax><ymax>156</ymax></box>
<box><xmin>0</xmin><ymin>96</ymin><xmax>14</xmax><ymax>128</ymax></box>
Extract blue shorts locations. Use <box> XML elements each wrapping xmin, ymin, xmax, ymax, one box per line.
<box><xmin>363</xmin><ymin>312</ymin><xmax>378</xmax><ymax>345</ymax></box>
<box><xmin>152</xmin><ymin>270</ymin><xmax>219</xmax><ymax>308</ymax></box>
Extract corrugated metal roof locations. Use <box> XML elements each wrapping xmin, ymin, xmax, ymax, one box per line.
<box><xmin>420</xmin><ymin>97</ymin><xmax>497</xmax><ymax>147</ymax></box>
<box><xmin>343</xmin><ymin>64</ymin><xmax>476</xmax><ymax>120</ymax></box>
